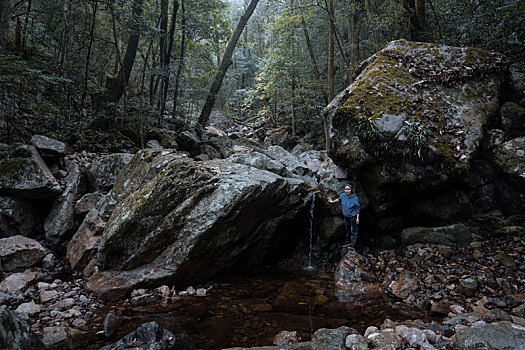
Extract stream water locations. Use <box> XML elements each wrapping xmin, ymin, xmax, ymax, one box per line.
<box><xmin>84</xmin><ymin>267</ymin><xmax>435</xmax><ymax>350</ymax></box>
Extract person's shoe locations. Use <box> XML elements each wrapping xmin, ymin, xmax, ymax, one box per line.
<box><xmin>342</xmin><ymin>243</ymin><xmax>351</xmax><ymax>248</ymax></box>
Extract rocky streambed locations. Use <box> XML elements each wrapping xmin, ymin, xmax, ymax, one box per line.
<box><xmin>1</xmin><ymin>214</ymin><xmax>524</xmax><ymax>349</ymax></box>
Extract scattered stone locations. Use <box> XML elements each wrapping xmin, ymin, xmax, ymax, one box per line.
<box><xmin>99</xmin><ymin>321</ymin><xmax>189</xmax><ymax>350</ymax></box>
<box><xmin>103</xmin><ymin>313</ymin><xmax>123</xmax><ymax>338</ymax></box>
<box><xmin>311</xmin><ymin>326</ymin><xmax>356</xmax><ymax>350</ymax></box>
<box><xmin>273</xmin><ymin>330</ymin><xmax>299</xmax><ymax>346</ymax></box>
<box><xmin>41</xmin><ymin>326</ymin><xmax>69</xmax><ymax>347</ymax></box>
<box><xmin>345</xmin><ymin>334</ymin><xmax>369</xmax><ymax>350</ymax></box>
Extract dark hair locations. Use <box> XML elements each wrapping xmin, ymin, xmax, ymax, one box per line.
<box><xmin>344</xmin><ymin>184</ymin><xmax>352</xmax><ymax>188</ymax></box>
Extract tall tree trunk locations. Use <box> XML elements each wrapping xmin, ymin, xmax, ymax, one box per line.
<box><xmin>82</xmin><ymin>0</ymin><xmax>98</xmax><ymax>108</ymax></box>
<box><xmin>158</xmin><ymin>0</ymin><xmax>168</xmax><ymax>122</ymax></box>
<box><xmin>172</xmin><ymin>0</ymin><xmax>185</xmax><ymax>117</ymax></box>
<box><xmin>403</xmin><ymin>0</ymin><xmax>427</xmax><ymax>41</ymax></box>
<box><xmin>348</xmin><ymin>0</ymin><xmax>363</xmax><ymax>83</ymax></box>
<box><xmin>21</xmin><ymin>0</ymin><xmax>31</xmax><ymax>57</ymax></box>
<box><xmin>296</xmin><ymin>0</ymin><xmax>326</xmax><ymax>103</ymax></box>
<box><xmin>106</xmin><ymin>0</ymin><xmax>144</xmax><ymax>103</ymax></box>
<box><xmin>162</xmin><ymin>0</ymin><xmax>179</xmax><ymax>108</ymax></box>
<box><xmin>327</xmin><ymin>0</ymin><xmax>335</xmax><ymax>102</ymax></box>
<box><xmin>0</xmin><ymin>0</ymin><xmax>13</xmax><ymax>54</ymax></box>
<box><xmin>197</xmin><ymin>0</ymin><xmax>260</xmax><ymax>127</ymax></box>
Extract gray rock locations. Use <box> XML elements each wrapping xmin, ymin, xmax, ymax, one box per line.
<box><xmin>85</xmin><ymin>153</ymin><xmax>134</xmax><ymax>191</ymax></box>
<box><xmin>74</xmin><ymin>192</ymin><xmax>104</xmax><ymax>214</ymax></box>
<box><xmin>395</xmin><ymin>325</ymin><xmax>428</xmax><ymax>348</ymax></box>
<box><xmin>146</xmin><ymin>140</ymin><xmax>163</xmax><ymax>149</ymax></box>
<box><xmin>99</xmin><ymin>321</ymin><xmax>189</xmax><ymax>350</ymax></box>
<box><xmin>513</xmin><ymin>304</ymin><xmax>525</xmax><ymax>318</ymax></box>
<box><xmin>457</xmin><ymin>277</ymin><xmax>479</xmax><ymax>297</ymax></box>
<box><xmin>266</xmin><ymin>145</ymin><xmax>312</xmax><ymax>177</ymax></box>
<box><xmin>0</xmin><ymin>196</ymin><xmax>37</xmax><ymax>238</ymax></box>
<box><xmin>0</xmin><ymin>305</ymin><xmax>45</xmax><ymax>350</ymax></box>
<box><xmin>389</xmin><ymin>273</ymin><xmax>418</xmax><ymax>299</ymax></box>
<box><xmin>41</xmin><ymin>326</ymin><xmax>69</xmax><ymax>348</ymax></box>
<box><xmin>0</xmin><ymin>236</ymin><xmax>46</xmax><ymax>272</ymax></box>
<box><xmin>401</xmin><ymin>224</ymin><xmax>471</xmax><ymax>247</ymax></box>
<box><xmin>30</xmin><ymin>135</ymin><xmax>68</xmax><ymax>156</ymax></box>
<box><xmin>103</xmin><ymin>313</ymin><xmax>123</xmax><ymax>338</ymax></box>
<box><xmin>14</xmin><ymin>302</ymin><xmax>41</xmax><ymax>316</ymax></box>
<box><xmin>495</xmin><ymin>251</ymin><xmax>517</xmax><ymax>270</ymax></box>
<box><xmin>44</xmin><ymin>160</ymin><xmax>83</xmax><ymax>248</ymax></box>
<box><xmin>345</xmin><ymin>334</ymin><xmax>369</xmax><ymax>350</ymax></box>
<box><xmin>86</xmin><ymin>149</ymin><xmax>309</xmax><ymax>301</ymax></box>
<box><xmin>0</xmin><ymin>144</ymin><xmax>61</xmax><ymax>199</ymax></box>
<box><xmin>335</xmin><ymin>251</ymin><xmax>380</xmax><ymax>300</ymax></box>
<box><xmin>455</xmin><ymin>322</ymin><xmax>525</xmax><ymax>350</ymax></box>
<box><xmin>493</xmin><ymin>137</ymin><xmax>525</xmax><ymax>179</ymax></box>
<box><xmin>367</xmin><ymin>329</ymin><xmax>401</xmax><ymax>348</ymax></box>
<box><xmin>311</xmin><ymin>326</ymin><xmax>356</xmax><ymax>350</ymax></box>
<box><xmin>41</xmin><ymin>254</ymin><xmax>56</xmax><ymax>269</ymax></box>
<box><xmin>501</xmin><ymin>102</ymin><xmax>525</xmax><ymax>138</ymax></box>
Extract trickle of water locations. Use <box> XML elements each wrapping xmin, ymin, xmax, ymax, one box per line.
<box><xmin>305</xmin><ymin>193</ymin><xmax>315</xmax><ymax>270</ymax></box>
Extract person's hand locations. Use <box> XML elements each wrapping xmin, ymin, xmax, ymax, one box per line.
<box><xmin>356</xmin><ymin>218</ymin><xmax>360</xmax><ymax>224</ymax></box>
<box><xmin>328</xmin><ymin>198</ymin><xmax>333</xmax><ymax>203</ymax></box>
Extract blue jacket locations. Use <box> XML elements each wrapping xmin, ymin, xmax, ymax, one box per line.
<box><xmin>339</xmin><ymin>193</ymin><xmax>360</xmax><ymax>217</ymax></box>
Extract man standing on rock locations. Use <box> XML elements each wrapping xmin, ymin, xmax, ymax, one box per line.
<box><xmin>328</xmin><ymin>184</ymin><xmax>360</xmax><ymax>249</ymax></box>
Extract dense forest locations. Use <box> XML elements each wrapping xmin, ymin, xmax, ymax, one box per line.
<box><xmin>1</xmin><ymin>0</ymin><xmax>524</xmax><ymax>149</ymax></box>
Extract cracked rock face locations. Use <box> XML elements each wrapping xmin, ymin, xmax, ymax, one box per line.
<box><xmin>81</xmin><ymin>149</ymin><xmax>310</xmax><ymax>300</ymax></box>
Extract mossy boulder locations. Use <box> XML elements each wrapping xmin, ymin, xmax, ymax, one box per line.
<box><xmin>327</xmin><ymin>40</ymin><xmax>505</xmax><ymax>178</ymax></box>
<box><xmin>85</xmin><ymin>149</ymin><xmax>310</xmax><ymax>300</ymax></box>
<box><xmin>0</xmin><ymin>144</ymin><xmax>61</xmax><ymax>199</ymax></box>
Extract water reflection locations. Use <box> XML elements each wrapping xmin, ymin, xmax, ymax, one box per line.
<box><xmin>87</xmin><ymin>268</ymin><xmax>434</xmax><ymax>349</ymax></box>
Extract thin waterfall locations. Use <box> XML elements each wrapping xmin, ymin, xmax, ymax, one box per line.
<box><xmin>305</xmin><ymin>193</ymin><xmax>315</xmax><ymax>270</ymax></box>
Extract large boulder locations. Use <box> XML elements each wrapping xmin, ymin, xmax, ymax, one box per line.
<box><xmin>0</xmin><ymin>144</ymin><xmax>61</xmax><ymax>199</ymax></box>
<box><xmin>0</xmin><ymin>306</ymin><xmax>46</xmax><ymax>350</ymax></box>
<box><xmin>325</xmin><ymin>40</ymin><xmax>505</xmax><ymax>232</ymax></box>
<box><xmin>0</xmin><ymin>236</ymin><xmax>46</xmax><ymax>272</ymax></box>
<box><xmin>84</xmin><ymin>149</ymin><xmax>310</xmax><ymax>300</ymax></box>
<box><xmin>0</xmin><ymin>196</ymin><xmax>38</xmax><ymax>238</ymax></box>
<box><xmin>30</xmin><ymin>135</ymin><xmax>68</xmax><ymax>158</ymax></box>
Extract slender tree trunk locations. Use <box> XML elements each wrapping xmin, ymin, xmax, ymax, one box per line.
<box><xmin>348</xmin><ymin>0</ymin><xmax>363</xmax><ymax>83</ymax></box>
<box><xmin>197</xmin><ymin>0</ymin><xmax>260</xmax><ymax>127</ymax></box>
<box><xmin>106</xmin><ymin>0</ymin><xmax>144</xmax><ymax>103</ymax></box>
<box><xmin>21</xmin><ymin>0</ymin><xmax>31</xmax><ymax>56</ymax></box>
<box><xmin>0</xmin><ymin>0</ymin><xmax>13</xmax><ymax>54</ymax></box>
<box><xmin>172</xmin><ymin>0</ymin><xmax>185</xmax><ymax>117</ymax></box>
<box><xmin>327</xmin><ymin>0</ymin><xmax>335</xmax><ymax>102</ymax></box>
<box><xmin>158</xmin><ymin>0</ymin><xmax>168</xmax><ymax>122</ymax></box>
<box><xmin>110</xmin><ymin>3</ymin><xmax>122</xmax><ymax>74</ymax></box>
<box><xmin>59</xmin><ymin>0</ymin><xmax>69</xmax><ymax>68</ymax></box>
<box><xmin>403</xmin><ymin>0</ymin><xmax>427</xmax><ymax>41</ymax></box>
<box><xmin>296</xmin><ymin>0</ymin><xmax>326</xmax><ymax>103</ymax></box>
<box><xmin>82</xmin><ymin>0</ymin><xmax>98</xmax><ymax>108</ymax></box>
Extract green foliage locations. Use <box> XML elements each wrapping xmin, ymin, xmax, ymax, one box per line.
<box><xmin>355</xmin><ymin>112</ymin><xmax>432</xmax><ymax>161</ymax></box>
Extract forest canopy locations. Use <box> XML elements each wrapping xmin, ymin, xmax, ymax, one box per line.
<box><xmin>0</xmin><ymin>0</ymin><xmax>524</xmax><ymax>149</ymax></box>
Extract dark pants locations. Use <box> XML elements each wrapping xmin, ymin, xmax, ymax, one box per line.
<box><xmin>343</xmin><ymin>216</ymin><xmax>358</xmax><ymax>247</ymax></box>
